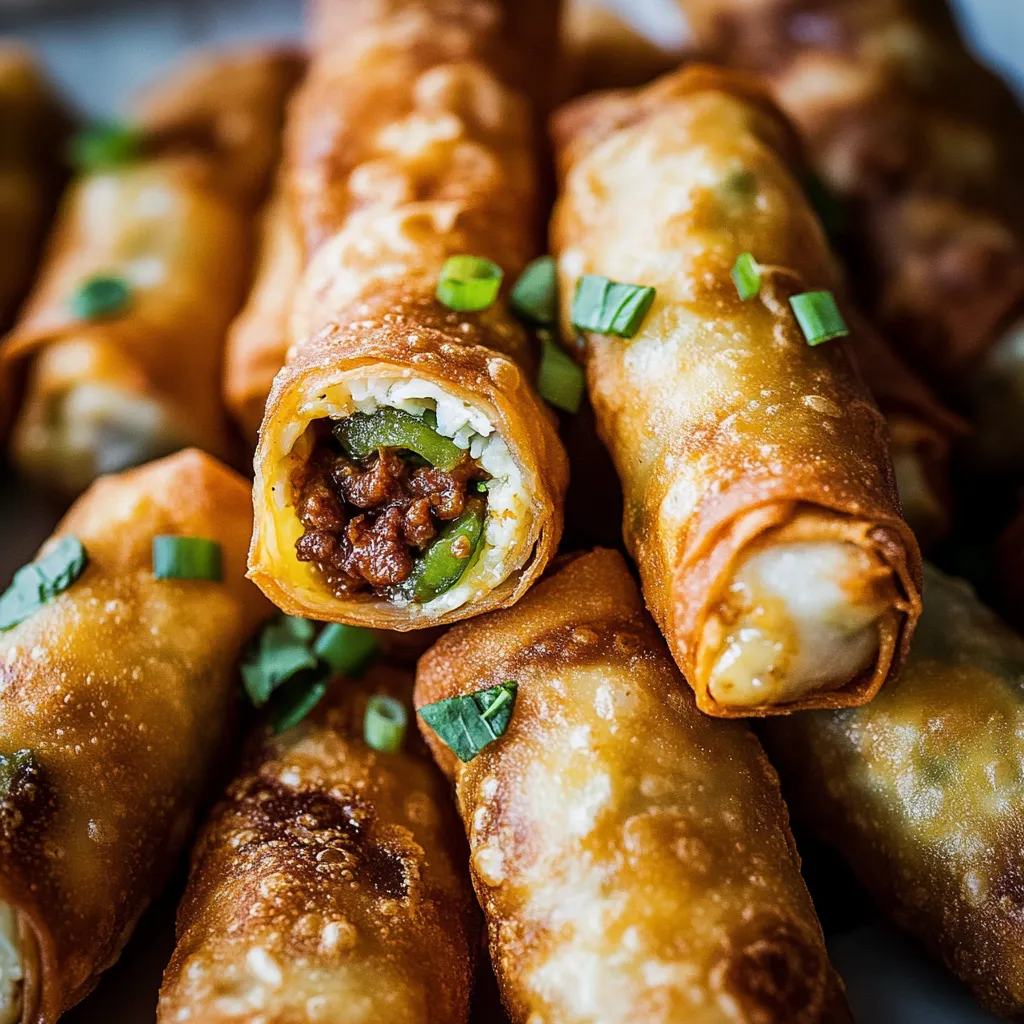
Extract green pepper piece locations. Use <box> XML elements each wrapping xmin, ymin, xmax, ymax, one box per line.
<box><xmin>409</xmin><ymin>503</ymin><xmax>486</xmax><ymax>602</ymax></box>
<box><xmin>333</xmin><ymin>407</ymin><xmax>463</xmax><ymax>471</ymax></box>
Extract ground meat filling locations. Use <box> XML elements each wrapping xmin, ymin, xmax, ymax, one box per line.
<box><xmin>294</xmin><ymin>420</ymin><xmax>486</xmax><ymax>597</ymax></box>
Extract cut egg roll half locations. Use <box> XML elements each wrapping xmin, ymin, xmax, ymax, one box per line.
<box><xmin>552</xmin><ymin>66</ymin><xmax>922</xmax><ymax>716</ymax></box>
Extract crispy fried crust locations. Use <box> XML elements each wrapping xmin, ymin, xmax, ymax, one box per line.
<box><xmin>415</xmin><ymin>548</ymin><xmax>852</xmax><ymax>1023</ymax></box>
<box><xmin>1</xmin><ymin>48</ymin><xmax>302</xmax><ymax>491</ymax></box>
<box><xmin>246</xmin><ymin>0</ymin><xmax>568</xmax><ymax>628</ymax></box>
<box><xmin>679</xmin><ymin>0</ymin><xmax>1024</xmax><ymax>377</ymax></box>
<box><xmin>765</xmin><ymin>564</ymin><xmax>1024</xmax><ymax>1020</ymax></box>
<box><xmin>157</xmin><ymin>666</ymin><xmax>478</xmax><ymax>1024</ymax></box>
<box><xmin>550</xmin><ymin>65</ymin><xmax>922</xmax><ymax>715</ymax></box>
<box><xmin>0</xmin><ymin>450</ymin><xmax>272</xmax><ymax>1023</ymax></box>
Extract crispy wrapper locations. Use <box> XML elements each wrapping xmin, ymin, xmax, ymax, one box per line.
<box><xmin>551</xmin><ymin>66</ymin><xmax>922</xmax><ymax>715</ymax></box>
<box><xmin>157</xmin><ymin>666</ymin><xmax>477</xmax><ymax>1024</ymax></box>
<box><xmin>1</xmin><ymin>48</ymin><xmax>302</xmax><ymax>495</ymax></box>
<box><xmin>0</xmin><ymin>449</ymin><xmax>272</xmax><ymax>1023</ymax></box>
<box><xmin>247</xmin><ymin>0</ymin><xmax>568</xmax><ymax>629</ymax></box>
<box><xmin>415</xmin><ymin>549</ymin><xmax>852</xmax><ymax>1023</ymax></box>
<box><xmin>764</xmin><ymin>564</ymin><xmax>1024</xmax><ymax>1019</ymax></box>
<box><xmin>679</xmin><ymin>0</ymin><xmax>1024</xmax><ymax>379</ymax></box>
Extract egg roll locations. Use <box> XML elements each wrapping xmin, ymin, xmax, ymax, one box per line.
<box><xmin>551</xmin><ymin>66</ymin><xmax>922</xmax><ymax>716</ymax></box>
<box><xmin>415</xmin><ymin>548</ymin><xmax>851</xmax><ymax>1023</ymax></box>
<box><xmin>764</xmin><ymin>563</ymin><xmax>1024</xmax><ymax>1020</ymax></box>
<box><xmin>247</xmin><ymin>0</ymin><xmax>568</xmax><ymax>630</ymax></box>
<box><xmin>0</xmin><ymin>449</ymin><xmax>271</xmax><ymax>1024</ymax></box>
<box><xmin>677</xmin><ymin>0</ymin><xmax>1024</xmax><ymax>468</ymax></box>
<box><xmin>1</xmin><ymin>47</ymin><xmax>302</xmax><ymax>496</ymax></box>
<box><xmin>157</xmin><ymin>665</ymin><xmax>477</xmax><ymax>1024</ymax></box>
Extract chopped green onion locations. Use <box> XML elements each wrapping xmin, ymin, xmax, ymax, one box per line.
<box><xmin>69</xmin><ymin>274</ymin><xmax>131</xmax><ymax>321</ymax></box>
<box><xmin>418</xmin><ymin>680</ymin><xmax>518</xmax><ymax>762</ymax></box>
<box><xmin>0</xmin><ymin>536</ymin><xmax>88</xmax><ymax>631</ymax></box>
<box><xmin>0</xmin><ymin>750</ymin><xmax>39</xmax><ymax>797</ymax></box>
<box><xmin>334</xmin><ymin>407</ymin><xmax>463</xmax><ymax>471</ymax></box>
<box><xmin>364</xmin><ymin>695</ymin><xmax>408</xmax><ymax>753</ymax></box>
<box><xmin>241</xmin><ymin>616</ymin><xmax>320</xmax><ymax>708</ymax></box>
<box><xmin>69</xmin><ymin>121</ymin><xmax>144</xmax><ymax>172</ymax></box>
<box><xmin>271</xmin><ymin>676</ymin><xmax>329</xmax><ymax>734</ymax></box>
<box><xmin>789</xmin><ymin>290</ymin><xmax>850</xmax><ymax>346</ymax></box>
<box><xmin>570</xmin><ymin>274</ymin><xmax>655</xmax><ymax>339</ymax></box>
<box><xmin>152</xmin><ymin>536</ymin><xmax>222</xmax><ymax>581</ymax></box>
<box><xmin>537</xmin><ymin>330</ymin><xmax>584</xmax><ymax>413</ymax></box>
<box><xmin>436</xmin><ymin>255</ymin><xmax>503</xmax><ymax>312</ymax></box>
<box><xmin>407</xmin><ymin>503</ymin><xmax>486</xmax><ymax>603</ymax></box>
<box><xmin>510</xmin><ymin>256</ymin><xmax>557</xmax><ymax>325</ymax></box>
<box><xmin>731</xmin><ymin>252</ymin><xmax>762</xmax><ymax>301</ymax></box>
<box><xmin>314</xmin><ymin>623</ymin><xmax>378</xmax><ymax>677</ymax></box>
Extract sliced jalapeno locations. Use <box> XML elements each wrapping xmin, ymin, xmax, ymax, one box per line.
<box><xmin>333</xmin><ymin>407</ymin><xmax>463</xmax><ymax>470</ymax></box>
<box><xmin>408</xmin><ymin>502</ymin><xmax>486</xmax><ymax>602</ymax></box>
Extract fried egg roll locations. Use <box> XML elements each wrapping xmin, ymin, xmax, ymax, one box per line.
<box><xmin>157</xmin><ymin>666</ymin><xmax>477</xmax><ymax>1024</ymax></box>
<box><xmin>764</xmin><ymin>563</ymin><xmax>1024</xmax><ymax>1020</ymax></box>
<box><xmin>0</xmin><ymin>449</ymin><xmax>271</xmax><ymax>1024</ymax></box>
<box><xmin>415</xmin><ymin>548</ymin><xmax>851</xmax><ymax>1023</ymax></box>
<box><xmin>677</xmin><ymin>0</ymin><xmax>1024</xmax><ymax>468</ymax></box>
<box><xmin>551</xmin><ymin>66</ymin><xmax>921</xmax><ymax>716</ymax></box>
<box><xmin>247</xmin><ymin>0</ymin><xmax>568</xmax><ymax>629</ymax></box>
<box><xmin>1</xmin><ymin>48</ymin><xmax>302</xmax><ymax>496</ymax></box>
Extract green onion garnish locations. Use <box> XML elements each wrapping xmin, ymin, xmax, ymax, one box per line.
<box><xmin>69</xmin><ymin>274</ymin><xmax>131</xmax><ymax>321</ymax></box>
<box><xmin>731</xmin><ymin>252</ymin><xmax>762</xmax><ymax>301</ymax></box>
<box><xmin>152</xmin><ymin>537</ymin><xmax>222</xmax><ymax>581</ymax></box>
<box><xmin>313</xmin><ymin>623</ymin><xmax>378</xmax><ymax>677</ymax></box>
<box><xmin>271</xmin><ymin>676</ymin><xmax>329</xmax><ymax>734</ymax></box>
<box><xmin>418</xmin><ymin>680</ymin><xmax>518</xmax><ymax>762</ymax></box>
<box><xmin>790</xmin><ymin>290</ymin><xmax>850</xmax><ymax>346</ymax></box>
<box><xmin>242</xmin><ymin>616</ymin><xmax>320</xmax><ymax>708</ymax></box>
<box><xmin>510</xmin><ymin>256</ymin><xmax>557</xmax><ymax>325</ymax></box>
<box><xmin>537</xmin><ymin>330</ymin><xmax>584</xmax><ymax>413</ymax></box>
<box><xmin>570</xmin><ymin>274</ymin><xmax>655</xmax><ymax>339</ymax></box>
<box><xmin>69</xmin><ymin>121</ymin><xmax>144</xmax><ymax>172</ymax></box>
<box><xmin>0</xmin><ymin>536</ymin><xmax>88</xmax><ymax>631</ymax></box>
<box><xmin>364</xmin><ymin>695</ymin><xmax>408</xmax><ymax>753</ymax></box>
<box><xmin>436</xmin><ymin>255</ymin><xmax>504</xmax><ymax>312</ymax></box>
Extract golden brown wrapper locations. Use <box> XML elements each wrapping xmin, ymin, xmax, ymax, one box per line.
<box><xmin>678</xmin><ymin>0</ymin><xmax>1024</xmax><ymax>380</ymax></box>
<box><xmin>2</xmin><ymin>47</ymin><xmax>302</xmax><ymax>495</ymax></box>
<box><xmin>764</xmin><ymin>564</ymin><xmax>1024</xmax><ymax>1020</ymax></box>
<box><xmin>157</xmin><ymin>666</ymin><xmax>477</xmax><ymax>1024</ymax></box>
<box><xmin>415</xmin><ymin>548</ymin><xmax>851</xmax><ymax>1024</ymax></box>
<box><xmin>0</xmin><ymin>449</ymin><xmax>272</xmax><ymax>1023</ymax></box>
<box><xmin>247</xmin><ymin>0</ymin><xmax>568</xmax><ymax>628</ymax></box>
<box><xmin>551</xmin><ymin>65</ymin><xmax>922</xmax><ymax>716</ymax></box>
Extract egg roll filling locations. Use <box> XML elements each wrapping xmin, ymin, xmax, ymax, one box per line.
<box><xmin>706</xmin><ymin>538</ymin><xmax>897</xmax><ymax>708</ymax></box>
<box><xmin>0</xmin><ymin>906</ymin><xmax>22</xmax><ymax>1024</ymax></box>
<box><xmin>282</xmin><ymin>380</ymin><xmax>532</xmax><ymax>613</ymax></box>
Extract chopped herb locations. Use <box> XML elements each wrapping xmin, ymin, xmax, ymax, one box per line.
<box><xmin>69</xmin><ymin>274</ymin><xmax>131</xmax><ymax>321</ymax></box>
<box><xmin>731</xmin><ymin>252</ymin><xmax>762</xmax><ymax>301</ymax></box>
<box><xmin>152</xmin><ymin>536</ymin><xmax>222</xmax><ymax>581</ymax></box>
<box><xmin>314</xmin><ymin>623</ymin><xmax>378</xmax><ymax>677</ymax></box>
<box><xmin>334</xmin><ymin>407</ymin><xmax>463</xmax><ymax>471</ymax></box>
<box><xmin>537</xmin><ymin>330</ymin><xmax>584</xmax><ymax>413</ymax></box>
<box><xmin>570</xmin><ymin>274</ymin><xmax>655</xmax><ymax>339</ymax></box>
<box><xmin>790</xmin><ymin>290</ymin><xmax>849</xmax><ymax>346</ymax></box>
<box><xmin>510</xmin><ymin>256</ymin><xmax>557</xmax><ymax>325</ymax></box>
<box><xmin>69</xmin><ymin>121</ymin><xmax>144</xmax><ymax>172</ymax></box>
<box><xmin>271</xmin><ymin>675</ymin><xmax>329</xmax><ymax>734</ymax></box>
<box><xmin>418</xmin><ymin>680</ymin><xmax>518</xmax><ymax>762</ymax></box>
<box><xmin>364</xmin><ymin>695</ymin><xmax>408</xmax><ymax>753</ymax></box>
<box><xmin>0</xmin><ymin>536</ymin><xmax>88</xmax><ymax>631</ymax></box>
<box><xmin>241</xmin><ymin>616</ymin><xmax>320</xmax><ymax>708</ymax></box>
<box><xmin>436</xmin><ymin>255</ymin><xmax>504</xmax><ymax>312</ymax></box>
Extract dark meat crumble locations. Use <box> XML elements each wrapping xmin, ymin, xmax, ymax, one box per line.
<box><xmin>294</xmin><ymin>421</ymin><xmax>485</xmax><ymax>596</ymax></box>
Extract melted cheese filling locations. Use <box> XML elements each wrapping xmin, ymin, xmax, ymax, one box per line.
<box><xmin>706</xmin><ymin>541</ymin><xmax>892</xmax><ymax>708</ymax></box>
<box><xmin>0</xmin><ymin>905</ymin><xmax>23</xmax><ymax>1024</ymax></box>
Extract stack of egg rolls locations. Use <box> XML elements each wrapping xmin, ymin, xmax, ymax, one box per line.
<box><xmin>158</xmin><ymin>665</ymin><xmax>478</xmax><ymax>1024</ymax></box>
<box><xmin>551</xmin><ymin>66</ymin><xmax>922</xmax><ymax>716</ymax></box>
<box><xmin>416</xmin><ymin>548</ymin><xmax>852</xmax><ymax>1023</ymax></box>
<box><xmin>245</xmin><ymin>0</ymin><xmax>568</xmax><ymax>630</ymax></box>
<box><xmin>677</xmin><ymin>0</ymin><xmax>1024</xmax><ymax>467</ymax></box>
<box><xmin>1</xmin><ymin>47</ymin><xmax>302</xmax><ymax>495</ymax></box>
<box><xmin>766</xmin><ymin>564</ymin><xmax>1024</xmax><ymax>1019</ymax></box>
<box><xmin>0</xmin><ymin>449</ymin><xmax>270</xmax><ymax>1023</ymax></box>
